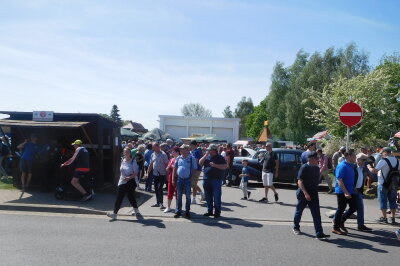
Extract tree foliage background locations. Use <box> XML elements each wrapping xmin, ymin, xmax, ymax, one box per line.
<box><xmin>181</xmin><ymin>103</ymin><xmax>212</xmax><ymax>117</ymax></box>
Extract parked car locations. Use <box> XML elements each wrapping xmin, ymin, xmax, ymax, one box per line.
<box><xmin>231</xmin><ymin>148</ymin><xmax>304</xmax><ymax>186</ymax></box>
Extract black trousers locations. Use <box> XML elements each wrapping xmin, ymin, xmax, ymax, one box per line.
<box><xmin>113</xmin><ymin>179</ymin><xmax>138</xmax><ymax>214</ymax></box>
<box><xmin>333</xmin><ymin>193</ymin><xmax>357</xmax><ymax>229</ymax></box>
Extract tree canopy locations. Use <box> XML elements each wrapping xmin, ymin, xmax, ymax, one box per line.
<box><xmin>181</xmin><ymin>103</ymin><xmax>212</xmax><ymax>117</ymax></box>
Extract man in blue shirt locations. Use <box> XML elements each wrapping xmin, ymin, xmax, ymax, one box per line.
<box><xmin>293</xmin><ymin>152</ymin><xmax>330</xmax><ymax>240</ymax></box>
<box><xmin>332</xmin><ymin>150</ymin><xmax>357</xmax><ymax>235</ymax></box>
<box><xmin>190</xmin><ymin>140</ymin><xmax>205</xmax><ymax>204</ymax></box>
<box><xmin>301</xmin><ymin>142</ymin><xmax>316</xmax><ymax>164</ymax></box>
<box><xmin>17</xmin><ymin>134</ymin><xmax>40</xmax><ymax>190</ymax></box>
<box><xmin>172</xmin><ymin>144</ymin><xmax>197</xmax><ymax>219</ymax></box>
<box><xmin>199</xmin><ymin>144</ymin><xmax>227</xmax><ymax>218</ymax></box>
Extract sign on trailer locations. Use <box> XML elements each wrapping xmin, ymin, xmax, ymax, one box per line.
<box><xmin>33</xmin><ymin>111</ymin><xmax>54</xmax><ymax>122</ymax></box>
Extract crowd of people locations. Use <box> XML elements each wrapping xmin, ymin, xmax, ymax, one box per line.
<box><xmin>109</xmin><ymin>139</ymin><xmax>400</xmax><ymax>240</ymax></box>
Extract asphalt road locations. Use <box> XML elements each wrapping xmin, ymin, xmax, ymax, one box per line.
<box><xmin>1</xmin><ymin>213</ymin><xmax>399</xmax><ymax>266</ymax></box>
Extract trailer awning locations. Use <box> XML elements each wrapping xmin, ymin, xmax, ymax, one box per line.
<box><xmin>0</xmin><ymin>119</ymin><xmax>89</xmax><ymax>128</ymax></box>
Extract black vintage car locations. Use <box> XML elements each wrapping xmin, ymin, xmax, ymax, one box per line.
<box><xmin>231</xmin><ymin>148</ymin><xmax>304</xmax><ymax>185</ymax></box>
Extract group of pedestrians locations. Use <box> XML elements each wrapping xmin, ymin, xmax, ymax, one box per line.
<box><xmin>107</xmin><ymin>140</ymin><xmax>228</xmax><ymax>220</ymax></box>
<box><xmin>294</xmin><ymin>144</ymin><xmax>399</xmax><ymax>241</ymax></box>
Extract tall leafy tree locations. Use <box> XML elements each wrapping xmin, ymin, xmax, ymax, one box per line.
<box><xmin>234</xmin><ymin>97</ymin><xmax>254</xmax><ymax>138</ymax></box>
<box><xmin>222</xmin><ymin>106</ymin><xmax>234</xmax><ymax>118</ymax></box>
<box><xmin>181</xmin><ymin>103</ymin><xmax>212</xmax><ymax>117</ymax></box>
<box><xmin>246</xmin><ymin>99</ymin><xmax>268</xmax><ymax>140</ymax></box>
<box><xmin>110</xmin><ymin>104</ymin><xmax>123</xmax><ymax>127</ymax></box>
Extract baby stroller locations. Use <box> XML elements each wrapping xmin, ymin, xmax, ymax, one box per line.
<box><xmin>55</xmin><ymin>169</ymin><xmax>94</xmax><ymax>201</ymax></box>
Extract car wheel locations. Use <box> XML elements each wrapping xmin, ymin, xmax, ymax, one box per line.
<box><xmin>231</xmin><ymin>173</ymin><xmax>241</xmax><ymax>186</ymax></box>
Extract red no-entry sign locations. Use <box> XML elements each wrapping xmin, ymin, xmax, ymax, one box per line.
<box><xmin>339</xmin><ymin>101</ymin><xmax>363</xmax><ymax>128</ymax></box>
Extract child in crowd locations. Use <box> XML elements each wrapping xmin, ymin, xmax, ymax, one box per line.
<box><xmin>239</xmin><ymin>159</ymin><xmax>251</xmax><ymax>200</ymax></box>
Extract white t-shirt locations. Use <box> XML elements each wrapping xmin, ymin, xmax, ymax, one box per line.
<box><xmin>375</xmin><ymin>156</ymin><xmax>400</xmax><ymax>185</ymax></box>
<box><xmin>118</xmin><ymin>159</ymin><xmax>139</xmax><ymax>186</ymax></box>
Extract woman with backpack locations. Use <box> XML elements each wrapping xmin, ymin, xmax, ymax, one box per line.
<box><xmin>107</xmin><ymin>148</ymin><xmax>140</xmax><ymax>220</ymax></box>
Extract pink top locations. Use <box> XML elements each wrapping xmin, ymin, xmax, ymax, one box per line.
<box><xmin>319</xmin><ymin>154</ymin><xmax>328</xmax><ymax>172</ymax></box>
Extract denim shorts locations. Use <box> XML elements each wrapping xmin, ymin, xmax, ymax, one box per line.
<box><xmin>377</xmin><ymin>184</ymin><xmax>398</xmax><ymax>210</ymax></box>
<box><xmin>20</xmin><ymin>159</ymin><xmax>33</xmax><ymax>173</ymax></box>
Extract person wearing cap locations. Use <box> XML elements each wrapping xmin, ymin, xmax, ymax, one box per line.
<box><xmin>60</xmin><ymin>139</ymin><xmax>92</xmax><ymax>202</ymax></box>
<box><xmin>172</xmin><ymin>144</ymin><xmax>197</xmax><ymax>218</ymax></box>
<box><xmin>190</xmin><ymin>140</ymin><xmax>205</xmax><ymax>204</ymax></box>
<box><xmin>17</xmin><ymin>133</ymin><xmax>40</xmax><ymax>190</ymax></box>
<box><xmin>293</xmin><ymin>151</ymin><xmax>330</xmax><ymax>240</ymax></box>
<box><xmin>350</xmin><ymin>153</ymin><xmax>372</xmax><ymax>231</ymax></box>
<box><xmin>368</xmin><ymin>147</ymin><xmax>400</xmax><ymax>224</ymax></box>
<box><xmin>199</xmin><ymin>144</ymin><xmax>227</xmax><ymax>218</ymax></box>
<box><xmin>332</xmin><ymin>150</ymin><xmax>357</xmax><ymax>235</ymax></box>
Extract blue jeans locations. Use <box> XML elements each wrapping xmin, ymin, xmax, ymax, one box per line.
<box><xmin>153</xmin><ymin>175</ymin><xmax>166</xmax><ymax>205</ymax></box>
<box><xmin>176</xmin><ymin>178</ymin><xmax>191</xmax><ymax>213</ymax></box>
<box><xmin>293</xmin><ymin>191</ymin><xmax>323</xmax><ymax>237</ymax></box>
<box><xmin>355</xmin><ymin>192</ymin><xmax>364</xmax><ymax>227</ymax></box>
<box><xmin>203</xmin><ymin>178</ymin><xmax>222</xmax><ymax>215</ymax></box>
<box><xmin>377</xmin><ymin>184</ymin><xmax>397</xmax><ymax>210</ymax></box>
<box><xmin>145</xmin><ymin>170</ymin><xmax>154</xmax><ymax>192</ymax></box>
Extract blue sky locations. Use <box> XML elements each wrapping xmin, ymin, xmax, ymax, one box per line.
<box><xmin>0</xmin><ymin>0</ymin><xmax>399</xmax><ymax>129</ymax></box>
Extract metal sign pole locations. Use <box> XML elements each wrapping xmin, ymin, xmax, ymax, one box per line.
<box><xmin>346</xmin><ymin>127</ymin><xmax>350</xmax><ymax>152</ymax></box>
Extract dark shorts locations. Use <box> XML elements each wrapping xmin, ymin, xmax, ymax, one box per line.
<box><xmin>73</xmin><ymin>171</ymin><xmax>88</xmax><ymax>179</ymax></box>
<box><xmin>20</xmin><ymin>159</ymin><xmax>33</xmax><ymax>173</ymax></box>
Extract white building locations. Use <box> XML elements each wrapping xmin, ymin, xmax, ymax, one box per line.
<box><xmin>159</xmin><ymin>115</ymin><xmax>240</xmax><ymax>143</ymax></box>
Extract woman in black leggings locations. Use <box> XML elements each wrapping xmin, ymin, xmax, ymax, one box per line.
<box><xmin>107</xmin><ymin>148</ymin><xmax>140</xmax><ymax>220</ymax></box>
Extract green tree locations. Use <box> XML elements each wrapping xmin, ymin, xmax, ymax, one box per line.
<box><xmin>222</xmin><ymin>106</ymin><xmax>234</xmax><ymax>118</ymax></box>
<box><xmin>305</xmin><ymin>68</ymin><xmax>398</xmax><ymax>141</ymax></box>
<box><xmin>234</xmin><ymin>97</ymin><xmax>254</xmax><ymax>138</ymax></box>
<box><xmin>246</xmin><ymin>99</ymin><xmax>268</xmax><ymax>140</ymax></box>
<box><xmin>110</xmin><ymin>104</ymin><xmax>123</xmax><ymax>127</ymax></box>
<box><xmin>265</xmin><ymin>43</ymin><xmax>370</xmax><ymax>143</ymax></box>
<box><xmin>181</xmin><ymin>103</ymin><xmax>212</xmax><ymax>117</ymax></box>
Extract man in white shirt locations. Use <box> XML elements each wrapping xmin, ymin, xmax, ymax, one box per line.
<box><xmin>368</xmin><ymin>147</ymin><xmax>400</xmax><ymax>224</ymax></box>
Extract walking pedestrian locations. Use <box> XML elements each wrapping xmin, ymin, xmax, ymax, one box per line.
<box><xmin>259</xmin><ymin>143</ymin><xmax>279</xmax><ymax>203</ymax></box>
<box><xmin>367</xmin><ymin>147</ymin><xmax>400</xmax><ymax>224</ymax></box>
<box><xmin>301</xmin><ymin>142</ymin><xmax>316</xmax><ymax>164</ymax></box>
<box><xmin>317</xmin><ymin>148</ymin><xmax>334</xmax><ymax>193</ymax></box>
<box><xmin>147</xmin><ymin>142</ymin><xmax>169</xmax><ymax>209</ymax></box>
<box><xmin>144</xmin><ymin>143</ymin><xmax>154</xmax><ymax>192</ymax></box>
<box><xmin>353</xmin><ymin>153</ymin><xmax>373</xmax><ymax>231</ymax></box>
<box><xmin>190</xmin><ymin>140</ymin><xmax>205</xmax><ymax>204</ymax></box>
<box><xmin>293</xmin><ymin>152</ymin><xmax>330</xmax><ymax>240</ymax></box>
<box><xmin>332</xmin><ymin>146</ymin><xmax>346</xmax><ymax>174</ymax></box>
<box><xmin>239</xmin><ymin>159</ymin><xmax>251</xmax><ymax>200</ymax></box>
<box><xmin>107</xmin><ymin>148</ymin><xmax>140</xmax><ymax>220</ymax></box>
<box><xmin>173</xmin><ymin>144</ymin><xmax>197</xmax><ymax>219</ymax></box>
<box><xmin>332</xmin><ymin>150</ymin><xmax>357</xmax><ymax>235</ymax></box>
<box><xmin>164</xmin><ymin>146</ymin><xmax>180</xmax><ymax>213</ymax></box>
<box><xmin>225</xmin><ymin>143</ymin><xmax>235</xmax><ymax>187</ymax></box>
<box><xmin>200</xmin><ymin>144</ymin><xmax>227</xmax><ymax>218</ymax></box>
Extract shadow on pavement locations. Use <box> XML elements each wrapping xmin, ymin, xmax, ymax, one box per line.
<box><xmin>299</xmin><ymin>230</ymin><xmax>394</xmax><ymax>253</ymax></box>
<box><xmin>110</xmin><ymin>215</ymin><xmax>166</xmax><ymax>229</ymax></box>
<box><xmin>189</xmin><ymin>214</ymin><xmax>263</xmax><ymax>230</ymax></box>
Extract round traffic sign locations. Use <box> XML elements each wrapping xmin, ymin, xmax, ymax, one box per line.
<box><xmin>339</xmin><ymin>101</ymin><xmax>363</xmax><ymax>128</ymax></box>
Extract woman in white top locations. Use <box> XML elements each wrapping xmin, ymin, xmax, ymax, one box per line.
<box><xmin>107</xmin><ymin>148</ymin><xmax>140</xmax><ymax>220</ymax></box>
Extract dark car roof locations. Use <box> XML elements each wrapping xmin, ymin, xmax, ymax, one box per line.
<box><xmin>271</xmin><ymin>148</ymin><xmax>304</xmax><ymax>154</ymax></box>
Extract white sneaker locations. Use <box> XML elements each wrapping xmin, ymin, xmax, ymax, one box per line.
<box><xmin>200</xmin><ymin>192</ymin><xmax>205</xmax><ymax>201</ymax></box>
<box><xmin>106</xmin><ymin>212</ymin><xmax>117</xmax><ymax>220</ymax></box>
<box><xmin>191</xmin><ymin>197</ymin><xmax>197</xmax><ymax>204</ymax></box>
<box><xmin>132</xmin><ymin>208</ymin><xmax>140</xmax><ymax>215</ymax></box>
<box><xmin>163</xmin><ymin>207</ymin><xmax>172</xmax><ymax>213</ymax></box>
